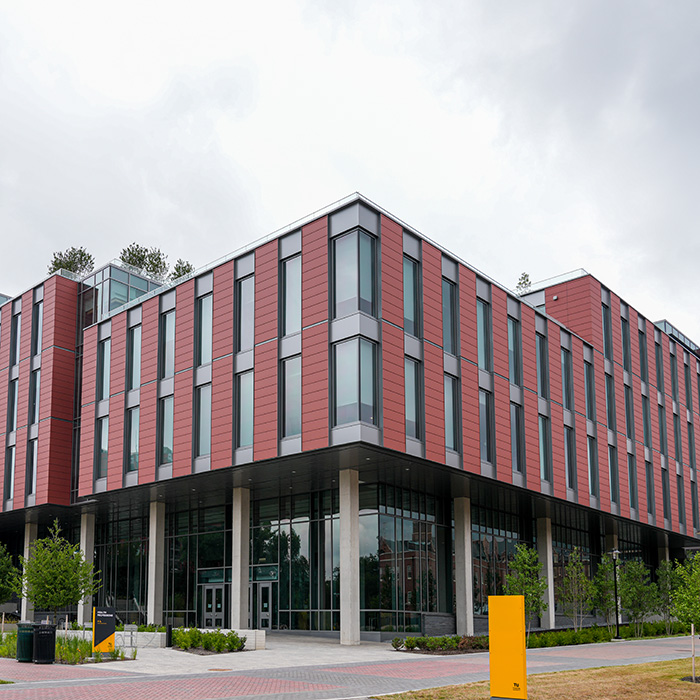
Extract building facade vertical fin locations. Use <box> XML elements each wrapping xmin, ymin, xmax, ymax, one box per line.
<box><xmin>230</xmin><ymin>487</ymin><xmax>250</xmax><ymax>629</ymax></box>
<box><xmin>454</xmin><ymin>496</ymin><xmax>474</xmax><ymax>636</ymax></box>
<box><xmin>20</xmin><ymin>521</ymin><xmax>38</xmax><ymax>621</ymax></box>
<box><xmin>339</xmin><ymin>469</ymin><xmax>360</xmax><ymax>645</ymax></box>
<box><xmin>147</xmin><ymin>500</ymin><xmax>165</xmax><ymax>625</ymax></box>
<box><xmin>536</xmin><ymin>516</ymin><xmax>556</xmax><ymax>629</ymax></box>
<box><xmin>78</xmin><ymin>512</ymin><xmax>95</xmax><ymax>626</ymax></box>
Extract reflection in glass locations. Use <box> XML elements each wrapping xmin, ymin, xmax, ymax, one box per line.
<box><xmin>404</xmin><ymin>257</ymin><xmax>419</xmax><ymax>337</ymax></box>
<box><xmin>126</xmin><ymin>407</ymin><xmax>139</xmax><ymax>472</ymax></box>
<box><xmin>195</xmin><ymin>384</ymin><xmax>212</xmax><ymax>456</ymax></box>
<box><xmin>159</xmin><ymin>397</ymin><xmax>174</xmax><ymax>464</ymax></box>
<box><xmin>196</xmin><ymin>294</ymin><xmax>213</xmax><ymax>366</ymax></box>
<box><xmin>159</xmin><ymin>311</ymin><xmax>175</xmax><ymax>378</ymax></box>
<box><xmin>283</xmin><ymin>256</ymin><xmax>301</xmax><ymax>336</ymax></box>
<box><xmin>236</xmin><ymin>276</ymin><xmax>254</xmax><ymax>352</ymax></box>
<box><xmin>282</xmin><ymin>356</ymin><xmax>301</xmax><ymax>437</ymax></box>
<box><xmin>236</xmin><ymin>371</ymin><xmax>253</xmax><ymax>447</ymax></box>
<box><xmin>405</xmin><ymin>358</ymin><xmax>420</xmax><ymax>439</ymax></box>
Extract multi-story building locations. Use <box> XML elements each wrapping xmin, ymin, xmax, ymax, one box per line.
<box><xmin>0</xmin><ymin>193</ymin><xmax>697</xmax><ymax>642</ymax></box>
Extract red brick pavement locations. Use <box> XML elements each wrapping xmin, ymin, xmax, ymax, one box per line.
<box><xmin>0</xmin><ymin>659</ymin><xmax>130</xmax><ymax>682</ymax></box>
<box><xmin>0</xmin><ymin>676</ymin><xmax>339</xmax><ymax>699</ymax></box>
<box><xmin>325</xmin><ymin>659</ymin><xmax>490</xmax><ymax>679</ymax></box>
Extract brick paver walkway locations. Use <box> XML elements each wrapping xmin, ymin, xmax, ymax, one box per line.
<box><xmin>0</xmin><ymin>634</ymin><xmax>694</xmax><ymax>700</ymax></box>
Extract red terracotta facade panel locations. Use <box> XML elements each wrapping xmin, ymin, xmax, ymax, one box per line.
<box><xmin>422</xmin><ymin>243</ymin><xmax>442</xmax><ymax>348</ymax></box>
<box><xmin>380</xmin><ymin>215</ymin><xmax>404</xmax><ymax>329</ymax></box>
<box><xmin>212</xmin><ymin>260</ymin><xmax>234</xmax><ymax>360</ymax></box>
<box><xmin>255</xmin><ymin>241</ymin><xmax>278</xmax><ymax>345</ymax></box>
<box><xmin>211</xmin><ymin>355</ymin><xmax>234</xmax><ymax>469</ymax></box>
<box><xmin>302</xmin><ymin>323</ymin><xmax>328</xmax><ymax>451</ymax></box>
<box><xmin>254</xmin><ymin>341</ymin><xmax>278</xmax><ymax>460</ymax></box>
<box><xmin>382</xmin><ymin>323</ymin><xmax>405</xmax><ymax>452</ymax></box>
<box><xmin>423</xmin><ymin>342</ymin><xmax>445</xmax><ymax>463</ymax></box>
<box><xmin>174</xmin><ymin>280</ymin><xmax>195</xmax><ymax>374</ymax></box>
<box><xmin>301</xmin><ymin>218</ymin><xmax>328</xmax><ymax>329</ymax></box>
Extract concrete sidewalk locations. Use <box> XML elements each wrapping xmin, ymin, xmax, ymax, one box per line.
<box><xmin>0</xmin><ymin>633</ymin><xmax>695</xmax><ymax>700</ymax></box>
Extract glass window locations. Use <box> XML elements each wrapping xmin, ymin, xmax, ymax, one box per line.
<box><xmin>282</xmin><ymin>255</ymin><xmax>302</xmax><ymax>337</ymax></box>
<box><xmin>661</xmin><ymin>467</ymin><xmax>671</xmax><ymax>520</ymax></box>
<box><xmin>125</xmin><ymin>407</ymin><xmax>139</xmax><ymax>472</ymax></box>
<box><xmin>678</xmin><ymin>474</ymin><xmax>686</xmax><ymax>526</ymax></box>
<box><xmin>609</xmin><ymin>445</ymin><xmax>619</xmax><ymax>505</ymax></box>
<box><xmin>4</xmin><ymin>446</ymin><xmax>15</xmax><ymax>500</ymax></box>
<box><xmin>446</xmin><ymin>376</ymin><xmax>460</xmax><ymax>452</ymax></box>
<box><xmin>333</xmin><ymin>338</ymin><xmax>377</xmax><ymax>426</ymax></box>
<box><xmin>645</xmin><ymin>460</ymin><xmax>654</xmax><ymax>515</ymax></box>
<box><xmin>31</xmin><ymin>301</ymin><xmax>43</xmax><ymax>356</ymax></box>
<box><xmin>689</xmin><ymin>422</ymin><xmax>696</xmax><ymax>469</ymax></box>
<box><xmin>236</xmin><ymin>371</ymin><xmax>254</xmax><ymax>447</ymax></box>
<box><xmin>196</xmin><ymin>294</ymin><xmax>213</xmax><ymax>366</ymax></box>
<box><xmin>110</xmin><ymin>280</ymin><xmax>129</xmax><ymax>310</ymax></box>
<box><xmin>693</xmin><ymin>480</ymin><xmax>699</xmax><ymax>532</ymax></box>
<box><xmin>195</xmin><ymin>384</ymin><xmax>212</xmax><ymax>457</ymax></box>
<box><xmin>508</xmin><ymin>318</ymin><xmax>522</xmax><ymax>386</ymax></box>
<box><xmin>685</xmin><ymin>363</ymin><xmax>693</xmax><ymax>411</ymax></box>
<box><xmin>638</xmin><ymin>330</ymin><xmax>648</xmax><ymax>383</ymax></box>
<box><xmin>602</xmin><ymin>303</ymin><xmax>613</xmax><ymax>360</ymax></box>
<box><xmin>536</xmin><ymin>332</ymin><xmax>549</xmax><ymax>399</ymax></box>
<box><xmin>476</xmin><ymin>299</ymin><xmax>491</xmax><ymax>371</ymax></box>
<box><xmin>587</xmin><ymin>436</ymin><xmax>599</xmax><ymax>498</ymax></box>
<box><xmin>628</xmin><ymin>453</ymin><xmax>638</xmax><ymax>511</ymax></box>
<box><xmin>10</xmin><ymin>313</ymin><xmax>20</xmax><ymax>366</ymax></box>
<box><xmin>605</xmin><ymin>373</ymin><xmax>616</xmax><ymax>432</ymax></box>
<box><xmin>621</xmin><ymin>317</ymin><xmax>631</xmax><ymax>372</ymax></box>
<box><xmin>28</xmin><ymin>369</ymin><xmax>40</xmax><ymax>425</ymax></box>
<box><xmin>403</xmin><ymin>257</ymin><xmax>420</xmax><ymax>338</ymax></box>
<box><xmin>584</xmin><ymin>360</ymin><xmax>596</xmax><ymax>420</ymax></box>
<box><xmin>624</xmin><ymin>385</ymin><xmax>634</xmax><ymax>440</ymax></box>
<box><xmin>565</xmin><ymin>426</ymin><xmax>576</xmax><ymax>491</ymax></box>
<box><xmin>561</xmin><ymin>347</ymin><xmax>573</xmax><ymax>410</ymax></box>
<box><xmin>404</xmin><ymin>358</ymin><xmax>421</xmax><ymax>440</ymax></box>
<box><xmin>539</xmin><ymin>416</ymin><xmax>552</xmax><ymax>482</ymax></box>
<box><xmin>158</xmin><ymin>396</ymin><xmax>174</xmax><ymax>464</ymax></box>
<box><xmin>670</xmin><ymin>350</ymin><xmax>679</xmax><ymax>402</ymax></box>
<box><xmin>236</xmin><ymin>275</ymin><xmax>255</xmax><ymax>352</ymax></box>
<box><xmin>6</xmin><ymin>379</ymin><xmax>17</xmax><ymax>433</ymax></box>
<box><xmin>642</xmin><ymin>395</ymin><xmax>652</xmax><ymax>448</ymax></box>
<box><xmin>97</xmin><ymin>338</ymin><xmax>111</xmax><ymax>401</ymax></box>
<box><xmin>658</xmin><ymin>405</ymin><xmax>668</xmax><ymax>456</ymax></box>
<box><xmin>126</xmin><ymin>325</ymin><xmax>142</xmax><ymax>391</ymax></box>
<box><xmin>442</xmin><ymin>279</ymin><xmax>457</xmax><ymax>354</ymax></box>
<box><xmin>674</xmin><ymin>413</ymin><xmax>683</xmax><ymax>464</ymax></box>
<box><xmin>510</xmin><ymin>403</ymin><xmax>525</xmax><ymax>474</ymax></box>
<box><xmin>333</xmin><ymin>230</ymin><xmax>376</xmax><ymax>318</ymax></box>
<box><xmin>26</xmin><ymin>439</ymin><xmax>37</xmax><ymax>496</ymax></box>
<box><xmin>95</xmin><ymin>416</ymin><xmax>109</xmax><ymax>479</ymax></box>
<box><xmin>282</xmin><ymin>356</ymin><xmax>301</xmax><ymax>438</ymax></box>
<box><xmin>655</xmin><ymin>343</ymin><xmax>665</xmax><ymax>393</ymax></box>
<box><xmin>159</xmin><ymin>310</ymin><xmax>175</xmax><ymax>379</ymax></box>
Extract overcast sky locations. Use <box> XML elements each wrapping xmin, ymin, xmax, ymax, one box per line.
<box><xmin>1</xmin><ymin>1</ymin><xmax>699</xmax><ymax>341</ymax></box>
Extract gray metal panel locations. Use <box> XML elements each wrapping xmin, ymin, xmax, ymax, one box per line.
<box><xmin>541</xmin><ymin>480</ymin><xmax>553</xmax><ymax>496</ymax></box>
<box><xmin>403</xmin><ymin>232</ymin><xmax>421</xmax><ymax>260</ymax></box>
<box><xmin>126</xmin><ymin>389</ymin><xmax>140</xmax><ymax>409</ymax></box>
<box><xmin>509</xmin><ymin>384</ymin><xmax>522</xmax><ymax>405</ymax></box>
<box><xmin>30</xmin><ymin>355</ymin><xmax>41</xmax><ymax>372</ymax></box>
<box><xmin>96</xmin><ymin>399</ymin><xmax>109</xmax><ymax>419</ymax></box>
<box><xmin>476</xmin><ymin>277</ymin><xmax>491</xmax><ymax>301</ymax></box>
<box><xmin>478</xmin><ymin>369</ymin><xmax>493</xmax><ymax>392</ymax></box>
<box><xmin>331</xmin><ymin>423</ymin><xmax>381</xmax><ymax>446</ymax></box>
<box><xmin>28</xmin><ymin>424</ymin><xmax>38</xmax><ymax>440</ymax></box>
<box><xmin>98</xmin><ymin>321</ymin><xmax>111</xmax><ymax>340</ymax></box>
<box><xmin>480</xmin><ymin>461</ymin><xmax>496</xmax><ymax>479</ymax></box>
<box><xmin>563</xmin><ymin>409</ymin><xmax>574</xmax><ymax>428</ymax></box>
<box><xmin>124</xmin><ymin>471</ymin><xmax>138</xmax><ymax>488</ymax></box>
<box><xmin>638</xmin><ymin>315</ymin><xmax>645</xmax><ymax>331</ymax></box>
<box><xmin>507</xmin><ymin>297</ymin><xmax>520</xmax><ymax>319</ymax></box>
<box><xmin>330</xmin><ymin>313</ymin><xmax>380</xmax><ymax>344</ymax></box>
<box><xmin>329</xmin><ymin>202</ymin><xmax>379</xmax><ymax>237</ymax></box>
<box><xmin>158</xmin><ymin>378</ymin><xmax>174</xmax><ymax>398</ymax></box>
<box><xmin>128</xmin><ymin>306</ymin><xmax>142</xmax><ymax>327</ymax></box>
<box><xmin>160</xmin><ymin>289</ymin><xmax>176</xmax><ymax>312</ymax></box>
<box><xmin>620</xmin><ymin>301</ymin><xmax>629</xmax><ymax>320</ymax></box>
<box><xmin>195</xmin><ymin>364</ymin><xmax>212</xmax><ymax>386</ymax></box>
<box><xmin>94</xmin><ymin>477</ymin><xmax>107</xmax><ymax>493</ymax></box>
<box><xmin>441</xmin><ymin>256</ymin><xmax>458</xmax><ymax>282</ymax></box>
<box><xmin>445</xmin><ymin>449</ymin><xmax>460</xmax><ymax>468</ymax></box>
<box><xmin>513</xmin><ymin>472</ymin><xmax>526</xmax><ymax>489</ymax></box>
<box><xmin>33</xmin><ymin>285</ymin><xmax>43</xmax><ymax>303</ymax></box>
<box><xmin>538</xmin><ymin>396</ymin><xmax>550</xmax><ymax>416</ymax></box>
<box><xmin>235</xmin><ymin>253</ymin><xmax>255</xmax><ymax>279</ymax></box>
<box><xmin>279</xmin><ymin>333</ymin><xmax>302</xmax><ymax>359</ymax></box>
<box><xmin>12</xmin><ymin>298</ymin><xmax>21</xmax><ymax>314</ymax></box>
<box><xmin>157</xmin><ymin>464</ymin><xmax>173</xmax><ymax>481</ymax></box>
<box><xmin>280</xmin><ymin>230</ymin><xmax>301</xmax><ymax>259</ymax></box>
<box><xmin>560</xmin><ymin>329</ymin><xmax>572</xmax><ymax>350</ymax></box>
<box><xmin>535</xmin><ymin>314</ymin><xmax>547</xmax><ymax>335</ymax></box>
<box><xmin>235</xmin><ymin>350</ymin><xmax>254</xmax><ymax>373</ymax></box>
<box><xmin>25</xmin><ymin>494</ymin><xmax>35</xmax><ymax>508</ymax></box>
<box><xmin>601</xmin><ymin>287</ymin><xmax>611</xmax><ymax>305</ymax></box>
<box><xmin>404</xmin><ymin>334</ymin><xmax>422</xmax><ymax>361</ymax></box>
<box><xmin>587</xmin><ymin>419</ymin><xmax>596</xmax><ymax>437</ymax></box>
<box><xmin>443</xmin><ymin>353</ymin><xmax>459</xmax><ymax>377</ymax></box>
<box><xmin>235</xmin><ymin>447</ymin><xmax>253</xmax><ymax>465</ymax></box>
<box><xmin>9</xmin><ymin>365</ymin><xmax>18</xmax><ymax>381</ymax></box>
<box><xmin>6</xmin><ymin>431</ymin><xmax>15</xmax><ymax>447</ymax></box>
<box><xmin>279</xmin><ymin>436</ymin><xmax>302</xmax><ymax>456</ymax></box>
<box><xmin>583</xmin><ymin>345</ymin><xmax>594</xmax><ymax>363</ymax></box>
<box><xmin>196</xmin><ymin>272</ymin><xmax>213</xmax><ymax>297</ymax></box>
<box><xmin>194</xmin><ymin>456</ymin><xmax>211</xmax><ymax>473</ymax></box>
<box><xmin>405</xmin><ymin>437</ymin><xmax>423</xmax><ymax>458</ymax></box>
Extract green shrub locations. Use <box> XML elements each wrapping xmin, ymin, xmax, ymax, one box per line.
<box><xmin>201</xmin><ymin>632</ymin><xmax>214</xmax><ymax>651</ymax></box>
<box><xmin>404</xmin><ymin>637</ymin><xmax>417</xmax><ymax>650</ymax></box>
<box><xmin>186</xmin><ymin>627</ymin><xmax>202</xmax><ymax>649</ymax></box>
<box><xmin>226</xmin><ymin>631</ymin><xmax>245</xmax><ymax>651</ymax></box>
<box><xmin>391</xmin><ymin>637</ymin><xmax>403</xmax><ymax>650</ymax></box>
<box><xmin>415</xmin><ymin>636</ymin><xmax>428</xmax><ymax>650</ymax></box>
<box><xmin>0</xmin><ymin>632</ymin><xmax>17</xmax><ymax>658</ymax></box>
<box><xmin>56</xmin><ymin>636</ymin><xmax>92</xmax><ymax>664</ymax></box>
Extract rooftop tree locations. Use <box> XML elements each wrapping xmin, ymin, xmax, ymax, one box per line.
<box><xmin>47</xmin><ymin>246</ymin><xmax>94</xmax><ymax>276</ymax></box>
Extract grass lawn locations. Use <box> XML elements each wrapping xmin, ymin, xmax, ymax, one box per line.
<box><xmin>380</xmin><ymin>658</ymin><xmax>700</xmax><ymax>700</ymax></box>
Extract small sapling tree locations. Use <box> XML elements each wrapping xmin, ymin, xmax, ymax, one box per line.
<box><xmin>593</xmin><ymin>554</ymin><xmax>617</xmax><ymax>634</ymax></box>
<box><xmin>504</xmin><ymin>543</ymin><xmax>548</xmax><ymax>640</ymax></box>
<box><xmin>558</xmin><ymin>547</ymin><xmax>594</xmax><ymax>632</ymax></box>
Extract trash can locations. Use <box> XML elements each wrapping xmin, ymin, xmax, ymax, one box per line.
<box><xmin>32</xmin><ymin>623</ymin><xmax>56</xmax><ymax>664</ymax></box>
<box><xmin>16</xmin><ymin>622</ymin><xmax>34</xmax><ymax>663</ymax></box>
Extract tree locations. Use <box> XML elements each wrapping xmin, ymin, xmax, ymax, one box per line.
<box><xmin>672</xmin><ymin>554</ymin><xmax>700</xmax><ymax>682</ymax></box>
<box><xmin>0</xmin><ymin>543</ymin><xmax>18</xmax><ymax>633</ymax></box>
<box><xmin>170</xmin><ymin>259</ymin><xmax>195</xmax><ymax>281</ymax></box>
<box><xmin>119</xmin><ymin>243</ymin><xmax>169</xmax><ymax>281</ymax></box>
<box><xmin>515</xmin><ymin>272</ymin><xmax>532</xmax><ymax>296</ymax></box>
<box><xmin>18</xmin><ymin>520</ymin><xmax>100</xmax><ymax>624</ymax></box>
<box><xmin>593</xmin><ymin>554</ymin><xmax>617</xmax><ymax>634</ymax></box>
<box><xmin>504</xmin><ymin>543</ymin><xmax>548</xmax><ymax>639</ymax></box>
<box><xmin>657</xmin><ymin>559</ymin><xmax>677</xmax><ymax>635</ymax></box>
<box><xmin>619</xmin><ymin>560</ymin><xmax>658</xmax><ymax>637</ymax></box>
<box><xmin>47</xmin><ymin>246</ymin><xmax>94</xmax><ymax>276</ymax></box>
<box><xmin>558</xmin><ymin>547</ymin><xmax>594</xmax><ymax>632</ymax></box>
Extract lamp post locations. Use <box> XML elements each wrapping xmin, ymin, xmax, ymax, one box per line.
<box><xmin>611</xmin><ymin>548</ymin><xmax>621</xmax><ymax>639</ymax></box>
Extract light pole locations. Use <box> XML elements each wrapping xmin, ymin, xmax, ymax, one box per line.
<box><xmin>611</xmin><ymin>548</ymin><xmax>621</xmax><ymax>639</ymax></box>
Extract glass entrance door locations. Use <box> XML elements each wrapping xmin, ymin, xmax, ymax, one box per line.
<box><xmin>257</xmin><ymin>582</ymin><xmax>272</xmax><ymax>629</ymax></box>
<box><xmin>202</xmin><ymin>584</ymin><xmax>225</xmax><ymax>627</ymax></box>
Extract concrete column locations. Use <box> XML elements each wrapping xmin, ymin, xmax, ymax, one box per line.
<box><xmin>536</xmin><ymin>516</ymin><xmax>555</xmax><ymax>630</ymax></box>
<box><xmin>78</xmin><ymin>512</ymin><xmax>96</xmax><ymax>626</ymax></box>
<box><xmin>339</xmin><ymin>469</ymin><xmax>360</xmax><ymax>645</ymax></box>
<box><xmin>20</xmin><ymin>521</ymin><xmax>37</xmax><ymax>621</ymax></box>
<box><xmin>657</xmin><ymin>534</ymin><xmax>669</xmax><ymax>563</ymax></box>
<box><xmin>147</xmin><ymin>501</ymin><xmax>165</xmax><ymax>626</ymax></box>
<box><xmin>230</xmin><ymin>487</ymin><xmax>250</xmax><ymax>630</ymax></box>
<box><xmin>454</xmin><ymin>497</ymin><xmax>474</xmax><ymax>636</ymax></box>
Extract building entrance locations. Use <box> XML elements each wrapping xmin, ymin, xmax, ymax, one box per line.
<box><xmin>201</xmin><ymin>584</ymin><xmax>225</xmax><ymax>628</ymax></box>
<box><xmin>249</xmin><ymin>582</ymin><xmax>273</xmax><ymax>629</ymax></box>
